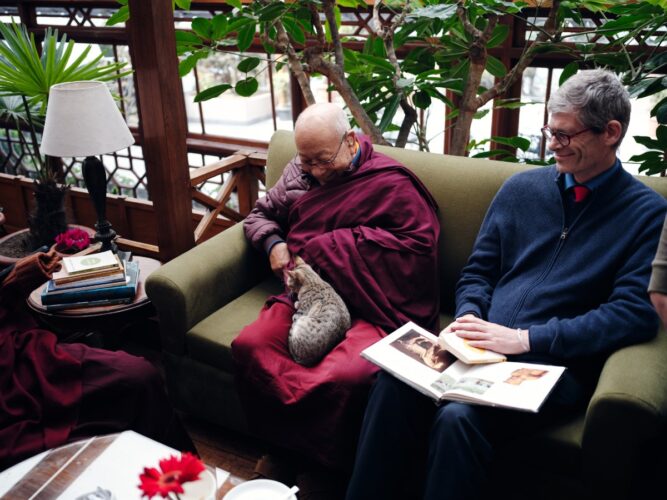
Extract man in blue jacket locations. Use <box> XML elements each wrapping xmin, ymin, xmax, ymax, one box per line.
<box><xmin>346</xmin><ymin>69</ymin><xmax>667</xmax><ymax>500</ymax></box>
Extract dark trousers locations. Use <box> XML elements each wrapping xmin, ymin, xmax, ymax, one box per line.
<box><xmin>346</xmin><ymin>371</ymin><xmax>588</xmax><ymax>500</ymax></box>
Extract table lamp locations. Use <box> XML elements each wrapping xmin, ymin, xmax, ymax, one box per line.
<box><xmin>40</xmin><ymin>81</ymin><xmax>134</xmax><ymax>255</ymax></box>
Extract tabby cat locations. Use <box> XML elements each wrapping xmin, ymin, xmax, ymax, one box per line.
<box><xmin>285</xmin><ymin>256</ymin><xmax>351</xmax><ymax>366</ymax></box>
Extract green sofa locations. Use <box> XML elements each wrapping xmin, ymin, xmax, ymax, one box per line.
<box><xmin>146</xmin><ymin>130</ymin><xmax>667</xmax><ymax>498</ymax></box>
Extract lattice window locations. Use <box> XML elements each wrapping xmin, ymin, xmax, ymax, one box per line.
<box><xmin>34</xmin><ymin>6</ymin><xmax>119</xmax><ymax>27</ymax></box>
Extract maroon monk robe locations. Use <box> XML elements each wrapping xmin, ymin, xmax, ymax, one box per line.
<box><xmin>233</xmin><ymin>138</ymin><xmax>440</xmax><ymax>468</ymax></box>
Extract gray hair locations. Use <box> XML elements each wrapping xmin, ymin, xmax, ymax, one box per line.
<box><xmin>547</xmin><ymin>69</ymin><xmax>630</xmax><ymax>148</ymax></box>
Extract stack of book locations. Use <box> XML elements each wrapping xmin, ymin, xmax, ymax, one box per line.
<box><xmin>41</xmin><ymin>250</ymin><xmax>140</xmax><ymax>311</ymax></box>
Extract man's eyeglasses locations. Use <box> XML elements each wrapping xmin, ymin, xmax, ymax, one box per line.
<box><xmin>294</xmin><ymin>132</ymin><xmax>347</xmax><ymax>170</ymax></box>
<box><xmin>541</xmin><ymin>125</ymin><xmax>591</xmax><ymax>147</ymax></box>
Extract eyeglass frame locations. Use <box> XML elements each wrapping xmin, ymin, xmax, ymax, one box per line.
<box><xmin>541</xmin><ymin>125</ymin><xmax>593</xmax><ymax>147</ymax></box>
<box><xmin>294</xmin><ymin>131</ymin><xmax>349</xmax><ymax>171</ymax></box>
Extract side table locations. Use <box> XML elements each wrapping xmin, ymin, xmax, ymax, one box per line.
<box><xmin>27</xmin><ymin>255</ymin><xmax>161</xmax><ymax>348</ymax></box>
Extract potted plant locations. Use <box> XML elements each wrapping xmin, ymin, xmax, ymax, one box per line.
<box><xmin>0</xmin><ymin>21</ymin><xmax>129</xmax><ymax>262</ymax></box>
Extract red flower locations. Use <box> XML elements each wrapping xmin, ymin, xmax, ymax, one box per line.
<box><xmin>138</xmin><ymin>452</ymin><xmax>206</xmax><ymax>499</ymax></box>
<box><xmin>55</xmin><ymin>228</ymin><xmax>90</xmax><ymax>252</ymax></box>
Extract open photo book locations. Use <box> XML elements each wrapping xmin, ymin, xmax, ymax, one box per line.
<box><xmin>361</xmin><ymin>322</ymin><xmax>566</xmax><ymax>413</ymax></box>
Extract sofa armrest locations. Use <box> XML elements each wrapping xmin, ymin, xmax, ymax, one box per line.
<box><xmin>145</xmin><ymin>223</ymin><xmax>268</xmax><ymax>354</ymax></box>
<box><xmin>582</xmin><ymin>329</ymin><xmax>667</xmax><ymax>497</ymax></box>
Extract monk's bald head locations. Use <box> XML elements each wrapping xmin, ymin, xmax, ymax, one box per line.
<box><xmin>295</xmin><ymin>103</ymin><xmax>350</xmax><ymax>145</ymax></box>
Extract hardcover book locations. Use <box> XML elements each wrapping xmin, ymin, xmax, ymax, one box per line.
<box><xmin>439</xmin><ymin>331</ymin><xmax>507</xmax><ymax>364</ymax></box>
<box><xmin>43</xmin><ymin>297</ymin><xmax>133</xmax><ymax>312</ymax></box>
<box><xmin>52</xmin><ymin>264</ymin><xmax>125</xmax><ymax>286</ymax></box>
<box><xmin>48</xmin><ymin>270</ymin><xmax>127</xmax><ymax>291</ymax></box>
<box><xmin>361</xmin><ymin>322</ymin><xmax>565</xmax><ymax>413</ymax></box>
<box><xmin>46</xmin><ymin>273</ymin><xmax>129</xmax><ymax>294</ymax></box>
<box><xmin>41</xmin><ymin>261</ymin><xmax>139</xmax><ymax>306</ymax></box>
<box><xmin>62</xmin><ymin>250</ymin><xmax>122</xmax><ymax>275</ymax></box>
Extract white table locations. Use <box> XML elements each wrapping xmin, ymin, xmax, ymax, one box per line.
<box><xmin>0</xmin><ymin>431</ymin><xmax>240</xmax><ymax>499</ymax></box>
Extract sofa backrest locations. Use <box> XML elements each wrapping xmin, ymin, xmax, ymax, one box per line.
<box><xmin>266</xmin><ymin>130</ymin><xmax>667</xmax><ymax>314</ymax></box>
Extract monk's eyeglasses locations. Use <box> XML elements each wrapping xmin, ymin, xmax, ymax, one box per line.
<box><xmin>541</xmin><ymin>125</ymin><xmax>592</xmax><ymax>147</ymax></box>
<box><xmin>294</xmin><ymin>132</ymin><xmax>347</xmax><ymax>170</ymax></box>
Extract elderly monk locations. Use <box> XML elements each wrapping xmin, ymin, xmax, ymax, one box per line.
<box><xmin>0</xmin><ymin>249</ymin><xmax>193</xmax><ymax>470</ymax></box>
<box><xmin>232</xmin><ymin>103</ymin><xmax>440</xmax><ymax>479</ymax></box>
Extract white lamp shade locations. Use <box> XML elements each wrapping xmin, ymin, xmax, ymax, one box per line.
<box><xmin>40</xmin><ymin>81</ymin><xmax>134</xmax><ymax>157</ymax></box>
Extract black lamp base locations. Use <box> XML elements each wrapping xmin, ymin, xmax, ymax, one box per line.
<box><xmin>82</xmin><ymin>156</ymin><xmax>121</xmax><ymax>256</ymax></box>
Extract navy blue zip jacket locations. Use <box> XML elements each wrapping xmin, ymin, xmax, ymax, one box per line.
<box><xmin>456</xmin><ymin>164</ymin><xmax>667</xmax><ymax>366</ymax></box>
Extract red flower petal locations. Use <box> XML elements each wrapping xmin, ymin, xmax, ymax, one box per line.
<box><xmin>137</xmin><ymin>453</ymin><xmax>205</xmax><ymax>499</ymax></box>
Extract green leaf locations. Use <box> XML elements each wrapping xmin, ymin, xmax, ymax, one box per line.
<box><xmin>413</xmin><ymin>91</ymin><xmax>431</xmax><ymax>109</ymax></box>
<box><xmin>485</xmin><ymin>55</ymin><xmax>506</xmax><ymax>78</ymax></box>
<box><xmin>174</xmin><ymin>0</ymin><xmax>192</xmax><ymax>10</ymax></box>
<box><xmin>408</xmin><ymin>4</ymin><xmax>457</xmax><ymax>21</ymax></box>
<box><xmin>633</xmin><ymin>135</ymin><xmax>662</xmax><ymax>149</ymax></box>
<box><xmin>106</xmin><ymin>5</ymin><xmax>129</xmax><ymax>26</ymax></box>
<box><xmin>492</xmin><ymin>135</ymin><xmax>531</xmax><ymax>151</ymax></box>
<box><xmin>474</xmin><ymin>109</ymin><xmax>490</xmax><ymax>119</ymax></box>
<box><xmin>657</xmin><ymin>125</ymin><xmax>667</xmax><ymax>144</ymax></box>
<box><xmin>282</xmin><ymin>17</ymin><xmax>306</xmax><ymax>46</ymax></box>
<box><xmin>237</xmin><ymin>56</ymin><xmax>261</xmax><ymax>73</ymax></box>
<box><xmin>655</xmin><ymin>101</ymin><xmax>667</xmax><ymax>124</ymax></box>
<box><xmin>178</xmin><ymin>52</ymin><xmax>204</xmax><ymax>77</ymax></box>
<box><xmin>175</xmin><ymin>30</ymin><xmax>202</xmax><ymax>45</ymax></box>
<box><xmin>629</xmin><ymin>151</ymin><xmax>662</xmax><ymax>162</ymax></box>
<box><xmin>487</xmin><ymin>24</ymin><xmax>509</xmax><ymax>48</ymax></box>
<box><xmin>379</xmin><ymin>94</ymin><xmax>401</xmax><ymax>133</ymax></box>
<box><xmin>211</xmin><ymin>15</ymin><xmax>228</xmax><ymax>39</ymax></box>
<box><xmin>225</xmin><ymin>0</ymin><xmax>242</xmax><ymax>9</ymax></box>
<box><xmin>237</xmin><ymin>22</ymin><xmax>256</xmax><ymax>52</ymax></box>
<box><xmin>257</xmin><ymin>2</ymin><xmax>285</xmax><ymax>21</ymax></box>
<box><xmin>559</xmin><ymin>62</ymin><xmax>578</xmax><ymax>85</ymax></box>
<box><xmin>191</xmin><ymin>18</ymin><xmax>212</xmax><ymax>39</ymax></box>
<box><xmin>235</xmin><ymin>77</ymin><xmax>259</xmax><ymax>97</ymax></box>
<box><xmin>195</xmin><ymin>83</ymin><xmax>232</xmax><ymax>102</ymax></box>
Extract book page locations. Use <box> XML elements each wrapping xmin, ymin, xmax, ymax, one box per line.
<box><xmin>433</xmin><ymin>361</ymin><xmax>565</xmax><ymax>412</ymax></box>
<box><xmin>361</xmin><ymin>322</ymin><xmax>457</xmax><ymax>401</ymax></box>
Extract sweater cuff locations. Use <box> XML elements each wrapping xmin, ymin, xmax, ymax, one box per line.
<box><xmin>524</xmin><ymin>324</ymin><xmax>550</xmax><ymax>354</ymax></box>
<box><xmin>455</xmin><ymin>303</ymin><xmax>482</xmax><ymax>319</ymax></box>
<box><xmin>263</xmin><ymin>234</ymin><xmax>285</xmax><ymax>256</ymax></box>
<box><xmin>648</xmin><ymin>258</ymin><xmax>667</xmax><ymax>294</ymax></box>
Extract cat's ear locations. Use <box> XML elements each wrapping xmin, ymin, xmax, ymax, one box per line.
<box><xmin>294</xmin><ymin>255</ymin><xmax>305</xmax><ymax>267</ymax></box>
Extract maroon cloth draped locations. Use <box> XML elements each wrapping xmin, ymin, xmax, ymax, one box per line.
<box><xmin>1</xmin><ymin>252</ymin><xmax>193</xmax><ymax>469</ymax></box>
<box><xmin>0</xmin><ymin>251</ymin><xmax>83</xmax><ymax>468</ymax></box>
<box><xmin>233</xmin><ymin>138</ymin><xmax>440</xmax><ymax>468</ymax></box>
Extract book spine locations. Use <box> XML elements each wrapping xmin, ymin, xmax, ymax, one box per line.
<box><xmin>44</xmin><ymin>297</ymin><xmax>133</xmax><ymax>311</ymax></box>
<box><xmin>41</xmin><ymin>284</ymin><xmax>136</xmax><ymax>305</ymax></box>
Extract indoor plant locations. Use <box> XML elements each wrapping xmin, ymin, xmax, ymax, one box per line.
<box><xmin>0</xmin><ymin>21</ymin><xmax>128</xmax><ymax>258</ymax></box>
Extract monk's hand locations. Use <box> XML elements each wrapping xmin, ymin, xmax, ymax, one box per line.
<box><xmin>447</xmin><ymin>316</ymin><xmax>530</xmax><ymax>355</ymax></box>
<box><xmin>269</xmin><ymin>242</ymin><xmax>291</xmax><ymax>278</ymax></box>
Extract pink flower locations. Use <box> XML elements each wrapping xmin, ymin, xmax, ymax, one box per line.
<box><xmin>138</xmin><ymin>452</ymin><xmax>206</xmax><ymax>499</ymax></box>
<box><xmin>55</xmin><ymin>228</ymin><xmax>90</xmax><ymax>252</ymax></box>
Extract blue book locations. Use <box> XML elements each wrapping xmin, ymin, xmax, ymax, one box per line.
<box><xmin>41</xmin><ymin>261</ymin><xmax>139</xmax><ymax>306</ymax></box>
<box><xmin>44</xmin><ymin>297</ymin><xmax>133</xmax><ymax>312</ymax></box>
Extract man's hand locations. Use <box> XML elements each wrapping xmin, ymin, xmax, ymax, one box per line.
<box><xmin>650</xmin><ymin>292</ymin><xmax>667</xmax><ymax>327</ymax></box>
<box><xmin>441</xmin><ymin>315</ymin><xmax>530</xmax><ymax>355</ymax></box>
<box><xmin>269</xmin><ymin>242</ymin><xmax>291</xmax><ymax>278</ymax></box>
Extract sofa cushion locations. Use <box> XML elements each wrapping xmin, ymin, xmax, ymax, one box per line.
<box><xmin>187</xmin><ymin>277</ymin><xmax>283</xmax><ymax>372</ymax></box>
